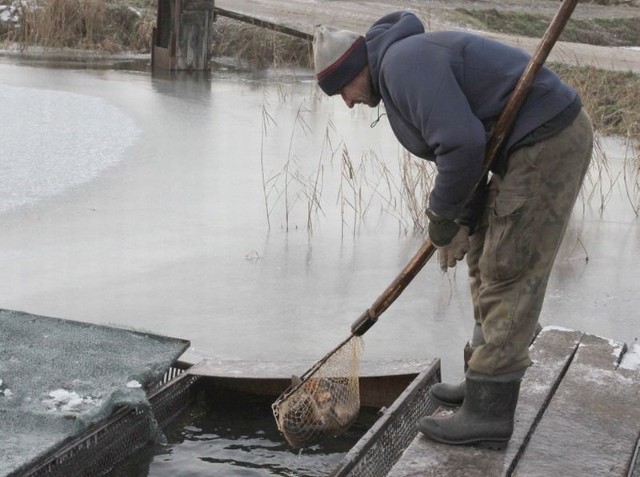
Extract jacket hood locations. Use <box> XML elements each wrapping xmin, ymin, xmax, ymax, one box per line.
<box><xmin>365</xmin><ymin>11</ymin><xmax>425</xmax><ymax>93</ymax></box>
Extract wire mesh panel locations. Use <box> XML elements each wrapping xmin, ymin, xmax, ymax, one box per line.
<box><xmin>0</xmin><ymin>309</ymin><xmax>190</xmax><ymax>476</ymax></box>
<box><xmin>329</xmin><ymin>360</ymin><xmax>441</xmax><ymax>477</ymax></box>
<box><xmin>16</xmin><ymin>359</ymin><xmax>440</xmax><ymax>477</ymax></box>
<box><xmin>149</xmin><ymin>369</ymin><xmax>200</xmax><ymax>428</ymax></box>
<box><xmin>20</xmin><ymin>406</ymin><xmax>152</xmax><ymax>477</ymax></box>
<box><xmin>18</xmin><ymin>365</ymin><xmax>198</xmax><ymax>477</ymax></box>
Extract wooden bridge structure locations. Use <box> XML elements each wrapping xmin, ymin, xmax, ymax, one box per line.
<box><xmin>388</xmin><ymin>328</ymin><xmax>640</xmax><ymax>477</ymax></box>
<box><xmin>150</xmin><ymin>0</ymin><xmax>311</xmax><ymax>72</ymax></box>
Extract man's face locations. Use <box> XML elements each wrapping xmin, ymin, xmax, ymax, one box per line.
<box><xmin>339</xmin><ymin>67</ymin><xmax>381</xmax><ymax>109</ymax></box>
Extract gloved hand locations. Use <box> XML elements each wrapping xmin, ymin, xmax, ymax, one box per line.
<box><xmin>426</xmin><ymin>208</ymin><xmax>460</xmax><ymax>247</ymax></box>
<box><xmin>437</xmin><ymin>225</ymin><xmax>470</xmax><ymax>272</ymax></box>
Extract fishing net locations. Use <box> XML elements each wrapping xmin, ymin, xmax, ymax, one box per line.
<box><xmin>272</xmin><ymin>336</ymin><xmax>364</xmax><ymax>448</ymax></box>
<box><xmin>0</xmin><ymin>309</ymin><xmax>190</xmax><ymax>475</ymax></box>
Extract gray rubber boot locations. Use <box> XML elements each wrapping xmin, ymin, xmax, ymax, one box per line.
<box><xmin>429</xmin><ymin>322</ymin><xmax>541</xmax><ymax>408</ymax></box>
<box><xmin>429</xmin><ymin>323</ymin><xmax>485</xmax><ymax>407</ymax></box>
<box><xmin>429</xmin><ymin>380</ymin><xmax>465</xmax><ymax>408</ymax></box>
<box><xmin>418</xmin><ymin>369</ymin><xmax>524</xmax><ymax>450</ymax></box>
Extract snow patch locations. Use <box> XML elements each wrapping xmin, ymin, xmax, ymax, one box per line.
<box><xmin>577</xmin><ymin>366</ymin><xmax>633</xmax><ymax>386</ymax></box>
<box><xmin>619</xmin><ymin>343</ymin><xmax>640</xmax><ymax>371</ymax></box>
<box><xmin>541</xmin><ymin>325</ymin><xmax>575</xmax><ymax>333</ymax></box>
<box><xmin>522</xmin><ymin>380</ymin><xmax>550</xmax><ymax>396</ymax></box>
<box><xmin>0</xmin><ymin>377</ymin><xmax>11</xmax><ymax>397</ymax></box>
<box><xmin>43</xmin><ymin>389</ymin><xmax>102</xmax><ymax>414</ymax></box>
<box><xmin>608</xmin><ymin>338</ymin><xmax>626</xmax><ymax>364</ymax></box>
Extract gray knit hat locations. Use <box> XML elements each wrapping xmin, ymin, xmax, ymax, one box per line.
<box><xmin>313</xmin><ymin>25</ymin><xmax>368</xmax><ymax>96</ymax></box>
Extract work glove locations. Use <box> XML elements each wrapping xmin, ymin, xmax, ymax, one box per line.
<box><xmin>437</xmin><ymin>225</ymin><xmax>470</xmax><ymax>272</ymax></box>
<box><xmin>426</xmin><ymin>208</ymin><xmax>460</xmax><ymax>247</ymax></box>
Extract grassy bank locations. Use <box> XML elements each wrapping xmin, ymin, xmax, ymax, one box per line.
<box><xmin>449</xmin><ymin>9</ymin><xmax>640</xmax><ymax>47</ymax></box>
<box><xmin>552</xmin><ymin>63</ymin><xmax>640</xmax><ymax>137</ymax></box>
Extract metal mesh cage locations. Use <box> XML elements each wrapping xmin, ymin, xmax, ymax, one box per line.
<box><xmin>330</xmin><ymin>361</ymin><xmax>441</xmax><ymax>477</ymax></box>
<box><xmin>16</xmin><ymin>363</ymin><xmax>198</xmax><ymax>477</ymax></box>
<box><xmin>13</xmin><ymin>359</ymin><xmax>441</xmax><ymax>477</ymax></box>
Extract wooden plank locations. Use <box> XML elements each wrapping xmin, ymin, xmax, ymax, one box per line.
<box><xmin>387</xmin><ymin>327</ymin><xmax>583</xmax><ymax>477</ymax></box>
<box><xmin>183</xmin><ymin>0</ymin><xmax>214</xmax><ymax>12</ymax></box>
<box><xmin>152</xmin><ymin>45</ymin><xmax>172</xmax><ymax>70</ymax></box>
<box><xmin>514</xmin><ymin>334</ymin><xmax>640</xmax><ymax>476</ymax></box>
<box><xmin>176</xmin><ymin>11</ymin><xmax>209</xmax><ymax>70</ymax></box>
<box><xmin>214</xmin><ymin>6</ymin><xmax>312</xmax><ymax>40</ymax></box>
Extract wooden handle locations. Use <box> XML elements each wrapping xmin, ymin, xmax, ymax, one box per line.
<box><xmin>484</xmin><ymin>0</ymin><xmax>579</xmax><ymax>169</ymax></box>
<box><xmin>352</xmin><ymin>0</ymin><xmax>579</xmax><ymax>336</ymax></box>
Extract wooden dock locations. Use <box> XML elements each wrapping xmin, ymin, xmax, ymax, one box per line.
<box><xmin>387</xmin><ymin>327</ymin><xmax>640</xmax><ymax>476</ymax></box>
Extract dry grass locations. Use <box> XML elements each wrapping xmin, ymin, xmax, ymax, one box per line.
<box><xmin>211</xmin><ymin>17</ymin><xmax>312</xmax><ymax>69</ymax></box>
<box><xmin>551</xmin><ymin>63</ymin><xmax>640</xmax><ymax>138</ymax></box>
<box><xmin>449</xmin><ymin>8</ymin><xmax>640</xmax><ymax>47</ymax></box>
<box><xmin>256</xmin><ymin>58</ymin><xmax>639</xmax><ymax>235</ymax></box>
<box><xmin>2</xmin><ymin>0</ymin><xmax>154</xmax><ymax>53</ymax></box>
<box><xmin>554</xmin><ymin>62</ymin><xmax>640</xmax><ymax>214</ymax></box>
<box><xmin>258</xmin><ymin>58</ymin><xmax>640</xmax><ymax>235</ymax></box>
<box><xmin>260</xmin><ymin>104</ymin><xmax>438</xmax><ymax>237</ymax></box>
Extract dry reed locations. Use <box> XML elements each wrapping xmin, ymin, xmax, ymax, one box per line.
<box><xmin>4</xmin><ymin>0</ymin><xmax>152</xmax><ymax>52</ymax></box>
<box><xmin>211</xmin><ymin>17</ymin><xmax>311</xmax><ymax>69</ymax></box>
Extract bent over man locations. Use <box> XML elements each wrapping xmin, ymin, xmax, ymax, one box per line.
<box><xmin>312</xmin><ymin>11</ymin><xmax>593</xmax><ymax>448</ymax></box>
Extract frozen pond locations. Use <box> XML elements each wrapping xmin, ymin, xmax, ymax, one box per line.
<box><xmin>0</xmin><ymin>55</ymin><xmax>638</xmax><ymax>388</ymax></box>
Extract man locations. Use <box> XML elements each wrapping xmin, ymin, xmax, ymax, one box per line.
<box><xmin>312</xmin><ymin>11</ymin><xmax>593</xmax><ymax>448</ymax></box>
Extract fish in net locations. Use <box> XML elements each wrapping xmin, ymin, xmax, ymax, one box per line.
<box><xmin>272</xmin><ymin>336</ymin><xmax>363</xmax><ymax>448</ymax></box>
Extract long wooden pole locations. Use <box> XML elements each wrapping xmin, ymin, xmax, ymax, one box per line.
<box><xmin>277</xmin><ymin>0</ymin><xmax>580</xmax><ymax>398</ymax></box>
<box><xmin>350</xmin><ymin>0</ymin><xmax>580</xmax><ymax>336</ymax></box>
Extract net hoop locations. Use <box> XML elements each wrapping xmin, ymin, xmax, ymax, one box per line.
<box><xmin>272</xmin><ymin>335</ymin><xmax>364</xmax><ymax>447</ymax></box>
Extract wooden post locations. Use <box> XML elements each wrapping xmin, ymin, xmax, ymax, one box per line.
<box><xmin>152</xmin><ymin>0</ymin><xmax>215</xmax><ymax>72</ymax></box>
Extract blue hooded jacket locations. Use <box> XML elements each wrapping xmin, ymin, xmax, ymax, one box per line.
<box><xmin>365</xmin><ymin>11</ymin><xmax>578</xmax><ymax>221</ymax></box>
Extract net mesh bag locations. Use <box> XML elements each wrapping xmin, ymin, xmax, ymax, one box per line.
<box><xmin>272</xmin><ymin>336</ymin><xmax>364</xmax><ymax>448</ymax></box>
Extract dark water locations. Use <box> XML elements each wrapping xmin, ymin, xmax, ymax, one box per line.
<box><xmin>109</xmin><ymin>390</ymin><xmax>379</xmax><ymax>476</ymax></box>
